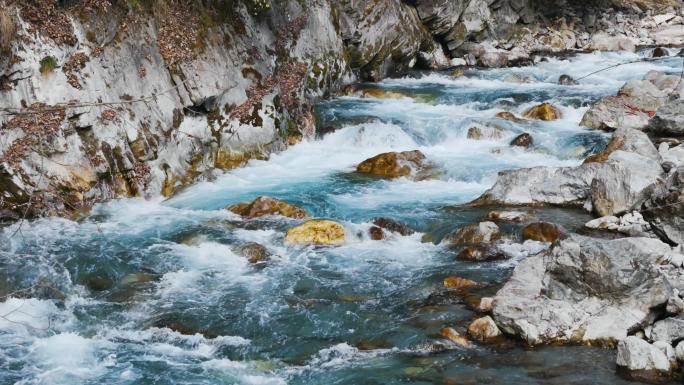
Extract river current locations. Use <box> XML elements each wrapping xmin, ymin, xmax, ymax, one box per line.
<box><xmin>1</xmin><ymin>50</ymin><xmax>682</xmax><ymax>385</ymax></box>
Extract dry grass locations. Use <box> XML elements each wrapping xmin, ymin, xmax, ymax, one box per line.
<box><xmin>0</xmin><ymin>6</ymin><xmax>16</xmax><ymax>53</ymax></box>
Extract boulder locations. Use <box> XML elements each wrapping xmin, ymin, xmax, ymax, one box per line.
<box><xmin>510</xmin><ymin>133</ymin><xmax>533</xmax><ymax>148</ymax></box>
<box><xmin>649</xmin><ymin>100</ymin><xmax>684</xmax><ymax>137</ymax></box>
<box><xmin>584</xmin><ymin>128</ymin><xmax>661</xmax><ymax>164</ymax></box>
<box><xmin>521</xmin><ymin>222</ymin><xmax>565</xmax><ymax>243</ymax></box>
<box><xmin>652</xmin><ymin>47</ymin><xmax>669</xmax><ymax>58</ymax></box>
<box><xmin>558</xmin><ymin>74</ymin><xmax>578</xmax><ymax>85</ymax></box>
<box><xmin>442</xmin><ymin>222</ymin><xmax>500</xmax><ymax>245</ymax></box>
<box><xmin>369</xmin><ymin>226</ymin><xmax>384</xmax><ymax>240</ymax></box>
<box><xmin>523</xmin><ymin>103</ymin><xmax>562</xmax><ymax>121</ymax></box>
<box><xmin>585</xmin><ymin>33</ymin><xmax>636</xmax><ymax>52</ymax></box>
<box><xmin>651</xmin><ymin>316</ymin><xmax>684</xmax><ymax>344</ymax></box>
<box><xmin>616</xmin><ymin>337</ymin><xmax>673</xmax><ymax>381</ymax></box>
<box><xmin>496</xmin><ymin>111</ymin><xmax>524</xmax><ymax>123</ymax></box>
<box><xmin>467</xmin><ymin>316</ymin><xmax>502</xmax><ymax>342</ymax></box>
<box><xmin>356</xmin><ymin>150</ymin><xmax>432</xmax><ymax>180</ymax></box>
<box><xmin>493</xmin><ymin>235</ymin><xmax>673</xmax><ymax>346</ymax></box>
<box><xmin>585</xmin><ymin>211</ymin><xmax>651</xmax><ymax>237</ymax></box>
<box><xmin>677</xmin><ymin>341</ymin><xmax>684</xmax><ymax>363</ymax></box>
<box><xmin>456</xmin><ymin>245</ymin><xmax>507</xmax><ymax>262</ymax></box>
<box><xmin>440</xmin><ymin>327</ymin><xmax>471</xmax><ymax>348</ymax></box>
<box><xmin>503</xmin><ymin>74</ymin><xmax>534</xmax><ymax>84</ymax></box>
<box><xmin>486</xmin><ymin>210</ymin><xmax>532</xmax><ymax>222</ymax></box>
<box><xmin>372</xmin><ymin>217</ymin><xmax>414</xmax><ymax>236</ymax></box>
<box><xmin>478</xmin><ymin>297</ymin><xmax>494</xmax><ymax>313</ymax></box>
<box><xmin>443</xmin><ymin>276</ymin><xmax>479</xmax><ymax>289</ymax></box>
<box><xmin>467</xmin><ymin>122</ymin><xmax>507</xmax><ymax>140</ymax></box>
<box><xmin>479</xmin><ymin>52</ymin><xmax>509</xmax><ymax>68</ymax></box>
<box><xmin>642</xmin><ymin>166</ymin><xmax>684</xmax><ymax>245</ymax></box>
<box><xmin>228</xmin><ymin>196</ymin><xmax>308</xmax><ymax>219</ymax></box>
<box><xmin>239</xmin><ymin>243</ymin><xmax>270</xmax><ymax>264</ymax></box>
<box><xmin>284</xmin><ymin>220</ymin><xmax>346</xmax><ymax>246</ymax></box>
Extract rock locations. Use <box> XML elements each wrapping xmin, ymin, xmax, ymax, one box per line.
<box><xmin>369</xmin><ymin>226</ymin><xmax>384</xmax><ymax>240</ymax></box>
<box><xmin>651</xmin><ymin>316</ymin><xmax>684</xmax><ymax>344</ymax></box>
<box><xmin>443</xmin><ymin>276</ymin><xmax>479</xmax><ymax>289</ymax></box>
<box><xmin>486</xmin><ymin>210</ymin><xmax>531</xmax><ymax>222</ymax></box>
<box><xmin>558</xmin><ymin>74</ymin><xmax>578</xmax><ymax>85</ymax></box>
<box><xmin>467</xmin><ymin>316</ymin><xmax>502</xmax><ymax>342</ymax></box>
<box><xmin>496</xmin><ymin>111</ymin><xmax>524</xmax><ymax>123</ymax></box>
<box><xmin>585</xmin><ymin>211</ymin><xmax>651</xmax><ymax>236</ymax></box>
<box><xmin>653</xmin><ymin>25</ymin><xmax>684</xmax><ymax>46</ymax></box>
<box><xmin>503</xmin><ymin>74</ymin><xmax>534</xmax><ymax>84</ymax></box>
<box><xmin>522</xmin><ymin>103</ymin><xmax>562</xmax><ymax>121</ymax></box>
<box><xmin>510</xmin><ymin>133</ymin><xmax>533</xmax><ymax>148</ymax></box>
<box><xmin>661</xmin><ymin>145</ymin><xmax>684</xmax><ymax>168</ymax></box>
<box><xmin>521</xmin><ymin>222</ymin><xmax>565</xmax><ymax>243</ymax></box>
<box><xmin>120</xmin><ymin>272</ymin><xmax>162</xmax><ymax>286</ymax></box>
<box><xmin>239</xmin><ymin>243</ymin><xmax>270</xmax><ymax>264</ymax></box>
<box><xmin>666</xmin><ymin>294</ymin><xmax>684</xmax><ymax>315</ymax></box>
<box><xmin>653</xmin><ymin>14</ymin><xmax>676</xmax><ymax>25</ymax></box>
<box><xmin>478</xmin><ymin>297</ymin><xmax>494</xmax><ymax>313</ymax></box>
<box><xmin>584</xmin><ymin>128</ymin><xmax>662</xmax><ymax>164</ymax></box>
<box><xmin>676</xmin><ymin>341</ymin><xmax>684</xmax><ymax>362</ymax></box>
<box><xmin>372</xmin><ymin>217</ymin><xmax>414</xmax><ymax>236</ymax></box>
<box><xmin>616</xmin><ymin>337</ymin><xmax>673</xmax><ymax>380</ymax></box>
<box><xmin>84</xmin><ymin>274</ymin><xmax>114</xmax><ymax>292</ymax></box>
<box><xmin>649</xmin><ymin>100</ymin><xmax>684</xmax><ymax>137</ymax></box>
<box><xmin>467</xmin><ymin>122</ymin><xmax>507</xmax><ymax>140</ymax></box>
<box><xmin>642</xmin><ymin>166</ymin><xmax>684</xmax><ymax>245</ymax></box>
<box><xmin>442</xmin><ymin>222</ymin><xmax>500</xmax><ymax>245</ymax></box>
<box><xmin>284</xmin><ymin>220</ymin><xmax>346</xmax><ymax>246</ymax></box>
<box><xmin>456</xmin><ymin>245</ymin><xmax>507</xmax><ymax>262</ymax></box>
<box><xmin>585</xmin><ymin>33</ymin><xmax>636</xmax><ymax>52</ymax></box>
<box><xmin>479</xmin><ymin>52</ymin><xmax>508</xmax><ymax>68</ymax></box>
<box><xmin>585</xmin><ymin>215</ymin><xmax>620</xmax><ymax>230</ymax></box>
<box><xmin>440</xmin><ymin>327</ymin><xmax>471</xmax><ymax>348</ymax></box>
<box><xmin>493</xmin><ymin>235</ymin><xmax>673</xmax><ymax>346</ymax></box>
<box><xmin>652</xmin><ymin>47</ymin><xmax>669</xmax><ymax>58</ymax></box>
<box><xmin>356</xmin><ymin>150</ymin><xmax>432</xmax><ymax>180</ymax></box>
<box><xmin>353</xmin><ymin>88</ymin><xmax>410</xmax><ymax>100</ymax></box>
<box><xmin>228</xmin><ymin>196</ymin><xmax>308</xmax><ymax>219</ymax></box>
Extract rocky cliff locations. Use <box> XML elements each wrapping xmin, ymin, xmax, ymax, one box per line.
<box><xmin>0</xmin><ymin>0</ymin><xmax>680</xmax><ymax>219</ymax></box>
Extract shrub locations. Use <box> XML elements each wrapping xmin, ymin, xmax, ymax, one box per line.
<box><xmin>39</xmin><ymin>56</ymin><xmax>58</xmax><ymax>76</ymax></box>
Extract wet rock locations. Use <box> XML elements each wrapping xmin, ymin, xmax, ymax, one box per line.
<box><xmin>642</xmin><ymin>166</ymin><xmax>684</xmax><ymax>245</ymax></box>
<box><xmin>372</xmin><ymin>217</ymin><xmax>414</xmax><ymax>236</ymax></box>
<box><xmin>239</xmin><ymin>242</ymin><xmax>270</xmax><ymax>264</ymax></box>
<box><xmin>616</xmin><ymin>337</ymin><xmax>673</xmax><ymax>381</ymax></box>
<box><xmin>558</xmin><ymin>74</ymin><xmax>578</xmax><ymax>85</ymax></box>
<box><xmin>442</xmin><ymin>222</ymin><xmax>500</xmax><ymax>245</ymax></box>
<box><xmin>228</xmin><ymin>196</ymin><xmax>309</xmax><ymax>219</ymax></box>
<box><xmin>368</xmin><ymin>226</ymin><xmax>384</xmax><ymax>240</ymax></box>
<box><xmin>585</xmin><ymin>211</ymin><xmax>651</xmax><ymax>237</ymax></box>
<box><xmin>493</xmin><ymin>235</ymin><xmax>673</xmax><ymax>346</ymax></box>
<box><xmin>84</xmin><ymin>274</ymin><xmax>114</xmax><ymax>291</ymax></box>
<box><xmin>120</xmin><ymin>272</ymin><xmax>162</xmax><ymax>286</ymax></box>
<box><xmin>356</xmin><ymin>150</ymin><xmax>432</xmax><ymax>180</ymax></box>
<box><xmin>649</xmin><ymin>100</ymin><xmax>684</xmax><ymax>137</ymax></box>
<box><xmin>284</xmin><ymin>219</ymin><xmax>346</xmax><ymax>246</ymax></box>
<box><xmin>584</xmin><ymin>128</ymin><xmax>661</xmax><ymax>164</ymax></box>
<box><xmin>467</xmin><ymin>122</ymin><xmax>507</xmax><ymax>140</ymax></box>
<box><xmin>503</xmin><ymin>74</ymin><xmax>534</xmax><ymax>84</ymax></box>
<box><xmin>521</xmin><ymin>222</ymin><xmax>565</xmax><ymax>243</ymax></box>
<box><xmin>486</xmin><ymin>210</ymin><xmax>531</xmax><ymax>222</ymax></box>
<box><xmin>440</xmin><ymin>327</ymin><xmax>471</xmax><ymax>348</ymax></box>
<box><xmin>496</xmin><ymin>111</ymin><xmax>524</xmax><ymax>123</ymax></box>
<box><xmin>443</xmin><ymin>276</ymin><xmax>479</xmax><ymax>290</ymax></box>
<box><xmin>478</xmin><ymin>297</ymin><xmax>493</xmax><ymax>313</ymax></box>
<box><xmin>467</xmin><ymin>316</ymin><xmax>502</xmax><ymax>342</ymax></box>
<box><xmin>510</xmin><ymin>133</ymin><xmax>533</xmax><ymax>148</ymax></box>
<box><xmin>522</xmin><ymin>103</ymin><xmax>562</xmax><ymax>121</ymax></box>
<box><xmin>456</xmin><ymin>245</ymin><xmax>507</xmax><ymax>262</ymax></box>
<box><xmin>651</xmin><ymin>316</ymin><xmax>684</xmax><ymax>344</ymax></box>
<box><xmin>652</xmin><ymin>47</ymin><xmax>669</xmax><ymax>58</ymax></box>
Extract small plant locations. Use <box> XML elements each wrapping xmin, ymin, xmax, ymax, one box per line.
<box><xmin>39</xmin><ymin>56</ymin><xmax>58</xmax><ymax>76</ymax></box>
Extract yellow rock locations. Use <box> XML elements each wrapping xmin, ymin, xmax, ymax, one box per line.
<box><xmin>228</xmin><ymin>196</ymin><xmax>308</xmax><ymax>219</ymax></box>
<box><xmin>284</xmin><ymin>219</ymin><xmax>346</xmax><ymax>245</ymax></box>
<box><xmin>523</xmin><ymin>102</ymin><xmax>562</xmax><ymax>121</ymax></box>
<box><xmin>443</xmin><ymin>276</ymin><xmax>479</xmax><ymax>289</ymax></box>
<box><xmin>440</xmin><ymin>327</ymin><xmax>471</xmax><ymax>348</ymax></box>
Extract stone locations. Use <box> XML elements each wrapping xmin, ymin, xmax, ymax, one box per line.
<box><xmin>676</xmin><ymin>341</ymin><xmax>684</xmax><ymax>362</ymax></box>
<box><xmin>443</xmin><ymin>276</ymin><xmax>479</xmax><ymax>289</ymax></box>
<box><xmin>616</xmin><ymin>337</ymin><xmax>673</xmax><ymax>380</ymax></box>
<box><xmin>503</xmin><ymin>74</ymin><xmax>534</xmax><ymax>84</ymax></box>
<box><xmin>479</xmin><ymin>52</ymin><xmax>509</xmax><ymax>68</ymax></box>
<box><xmin>467</xmin><ymin>316</ymin><xmax>502</xmax><ymax>342</ymax></box>
<box><xmin>456</xmin><ymin>245</ymin><xmax>507</xmax><ymax>262</ymax></box>
<box><xmin>651</xmin><ymin>316</ymin><xmax>684</xmax><ymax>344</ymax></box>
<box><xmin>522</xmin><ymin>103</ymin><xmax>562</xmax><ymax>121</ymax></box>
<box><xmin>521</xmin><ymin>222</ymin><xmax>565</xmax><ymax>243</ymax></box>
<box><xmin>652</xmin><ymin>47</ymin><xmax>669</xmax><ymax>58</ymax></box>
<box><xmin>372</xmin><ymin>217</ymin><xmax>414</xmax><ymax>236</ymax></box>
<box><xmin>642</xmin><ymin>166</ymin><xmax>684</xmax><ymax>245</ymax></box>
<box><xmin>649</xmin><ymin>100</ymin><xmax>684</xmax><ymax>137</ymax></box>
<box><xmin>585</xmin><ymin>33</ymin><xmax>636</xmax><ymax>52</ymax></box>
<box><xmin>478</xmin><ymin>297</ymin><xmax>494</xmax><ymax>313</ymax></box>
<box><xmin>239</xmin><ymin>242</ymin><xmax>270</xmax><ymax>264</ymax></box>
<box><xmin>356</xmin><ymin>150</ymin><xmax>432</xmax><ymax>180</ymax></box>
<box><xmin>467</xmin><ymin>122</ymin><xmax>507</xmax><ymax>140</ymax></box>
<box><xmin>493</xmin><ymin>235</ymin><xmax>673</xmax><ymax>346</ymax></box>
<box><xmin>442</xmin><ymin>222</ymin><xmax>500</xmax><ymax>245</ymax></box>
<box><xmin>584</xmin><ymin>128</ymin><xmax>661</xmax><ymax>164</ymax></box>
<box><xmin>496</xmin><ymin>111</ymin><xmax>524</xmax><ymax>123</ymax></box>
<box><xmin>369</xmin><ymin>226</ymin><xmax>384</xmax><ymax>240</ymax></box>
<box><xmin>440</xmin><ymin>327</ymin><xmax>471</xmax><ymax>348</ymax></box>
<box><xmin>585</xmin><ymin>215</ymin><xmax>620</xmax><ymax>230</ymax></box>
<box><xmin>284</xmin><ymin>220</ymin><xmax>346</xmax><ymax>246</ymax></box>
<box><xmin>510</xmin><ymin>133</ymin><xmax>533</xmax><ymax>148</ymax></box>
<box><xmin>228</xmin><ymin>196</ymin><xmax>308</xmax><ymax>219</ymax></box>
<box><xmin>486</xmin><ymin>210</ymin><xmax>531</xmax><ymax>222</ymax></box>
<box><xmin>558</xmin><ymin>74</ymin><xmax>578</xmax><ymax>85</ymax></box>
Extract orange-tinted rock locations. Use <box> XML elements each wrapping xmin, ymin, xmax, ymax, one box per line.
<box><xmin>496</xmin><ymin>111</ymin><xmax>524</xmax><ymax>123</ymax></box>
<box><xmin>369</xmin><ymin>226</ymin><xmax>384</xmax><ymax>240</ymax></box>
<box><xmin>284</xmin><ymin>219</ymin><xmax>346</xmax><ymax>245</ymax></box>
<box><xmin>443</xmin><ymin>222</ymin><xmax>500</xmax><ymax>245</ymax></box>
<box><xmin>443</xmin><ymin>276</ymin><xmax>479</xmax><ymax>289</ymax></box>
<box><xmin>356</xmin><ymin>150</ymin><xmax>431</xmax><ymax>180</ymax></box>
<box><xmin>440</xmin><ymin>327</ymin><xmax>471</xmax><ymax>347</ymax></box>
<box><xmin>521</xmin><ymin>222</ymin><xmax>565</xmax><ymax>243</ymax></box>
<box><xmin>228</xmin><ymin>196</ymin><xmax>308</xmax><ymax>219</ymax></box>
<box><xmin>372</xmin><ymin>217</ymin><xmax>414</xmax><ymax>236</ymax></box>
<box><xmin>467</xmin><ymin>316</ymin><xmax>502</xmax><ymax>342</ymax></box>
<box><xmin>456</xmin><ymin>245</ymin><xmax>507</xmax><ymax>262</ymax></box>
<box><xmin>523</xmin><ymin>103</ymin><xmax>562</xmax><ymax>121</ymax></box>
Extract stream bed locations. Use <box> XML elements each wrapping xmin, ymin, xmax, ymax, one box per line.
<box><xmin>1</xmin><ymin>50</ymin><xmax>682</xmax><ymax>385</ymax></box>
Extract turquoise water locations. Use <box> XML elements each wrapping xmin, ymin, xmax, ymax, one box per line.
<box><xmin>0</xmin><ymin>50</ymin><xmax>682</xmax><ymax>385</ymax></box>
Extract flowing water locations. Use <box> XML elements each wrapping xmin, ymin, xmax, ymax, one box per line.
<box><xmin>1</xmin><ymin>50</ymin><xmax>682</xmax><ymax>385</ymax></box>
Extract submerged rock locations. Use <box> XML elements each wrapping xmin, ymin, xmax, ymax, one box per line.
<box><xmin>368</xmin><ymin>226</ymin><xmax>385</xmax><ymax>240</ymax></box>
<box><xmin>521</xmin><ymin>222</ymin><xmax>565</xmax><ymax>243</ymax></box>
<box><xmin>503</xmin><ymin>74</ymin><xmax>534</xmax><ymax>84</ymax></box>
<box><xmin>496</xmin><ymin>111</ymin><xmax>524</xmax><ymax>123</ymax></box>
<box><xmin>486</xmin><ymin>210</ymin><xmax>532</xmax><ymax>222</ymax></box>
<box><xmin>467</xmin><ymin>316</ymin><xmax>502</xmax><ymax>342</ymax></box>
<box><xmin>442</xmin><ymin>222</ymin><xmax>500</xmax><ymax>245</ymax></box>
<box><xmin>356</xmin><ymin>150</ymin><xmax>432</xmax><ymax>180</ymax></box>
<box><xmin>372</xmin><ymin>217</ymin><xmax>414</xmax><ymax>236</ymax></box>
<box><xmin>456</xmin><ymin>245</ymin><xmax>507</xmax><ymax>262</ymax></box>
<box><xmin>510</xmin><ymin>133</ymin><xmax>533</xmax><ymax>148</ymax></box>
<box><xmin>284</xmin><ymin>219</ymin><xmax>346</xmax><ymax>246</ymax></box>
<box><xmin>440</xmin><ymin>327</ymin><xmax>471</xmax><ymax>348</ymax></box>
<box><xmin>523</xmin><ymin>103</ymin><xmax>562</xmax><ymax>121</ymax></box>
<box><xmin>239</xmin><ymin>243</ymin><xmax>270</xmax><ymax>264</ymax></box>
<box><xmin>228</xmin><ymin>196</ymin><xmax>309</xmax><ymax>219</ymax></box>
<box><xmin>652</xmin><ymin>47</ymin><xmax>669</xmax><ymax>58</ymax></box>
<box><xmin>558</xmin><ymin>74</ymin><xmax>578</xmax><ymax>85</ymax></box>
<box><xmin>493</xmin><ymin>235</ymin><xmax>673</xmax><ymax>346</ymax></box>
<box><xmin>616</xmin><ymin>337</ymin><xmax>674</xmax><ymax>382</ymax></box>
<box><xmin>467</xmin><ymin>122</ymin><xmax>507</xmax><ymax>140</ymax></box>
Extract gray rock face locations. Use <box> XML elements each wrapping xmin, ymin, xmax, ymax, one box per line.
<box><xmin>651</xmin><ymin>316</ymin><xmax>684</xmax><ymax>344</ymax></box>
<box><xmin>493</xmin><ymin>235</ymin><xmax>673</xmax><ymax>345</ymax></box>
<box><xmin>649</xmin><ymin>100</ymin><xmax>684</xmax><ymax>137</ymax></box>
<box><xmin>616</xmin><ymin>337</ymin><xmax>673</xmax><ymax>374</ymax></box>
<box><xmin>642</xmin><ymin>166</ymin><xmax>684</xmax><ymax>245</ymax></box>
